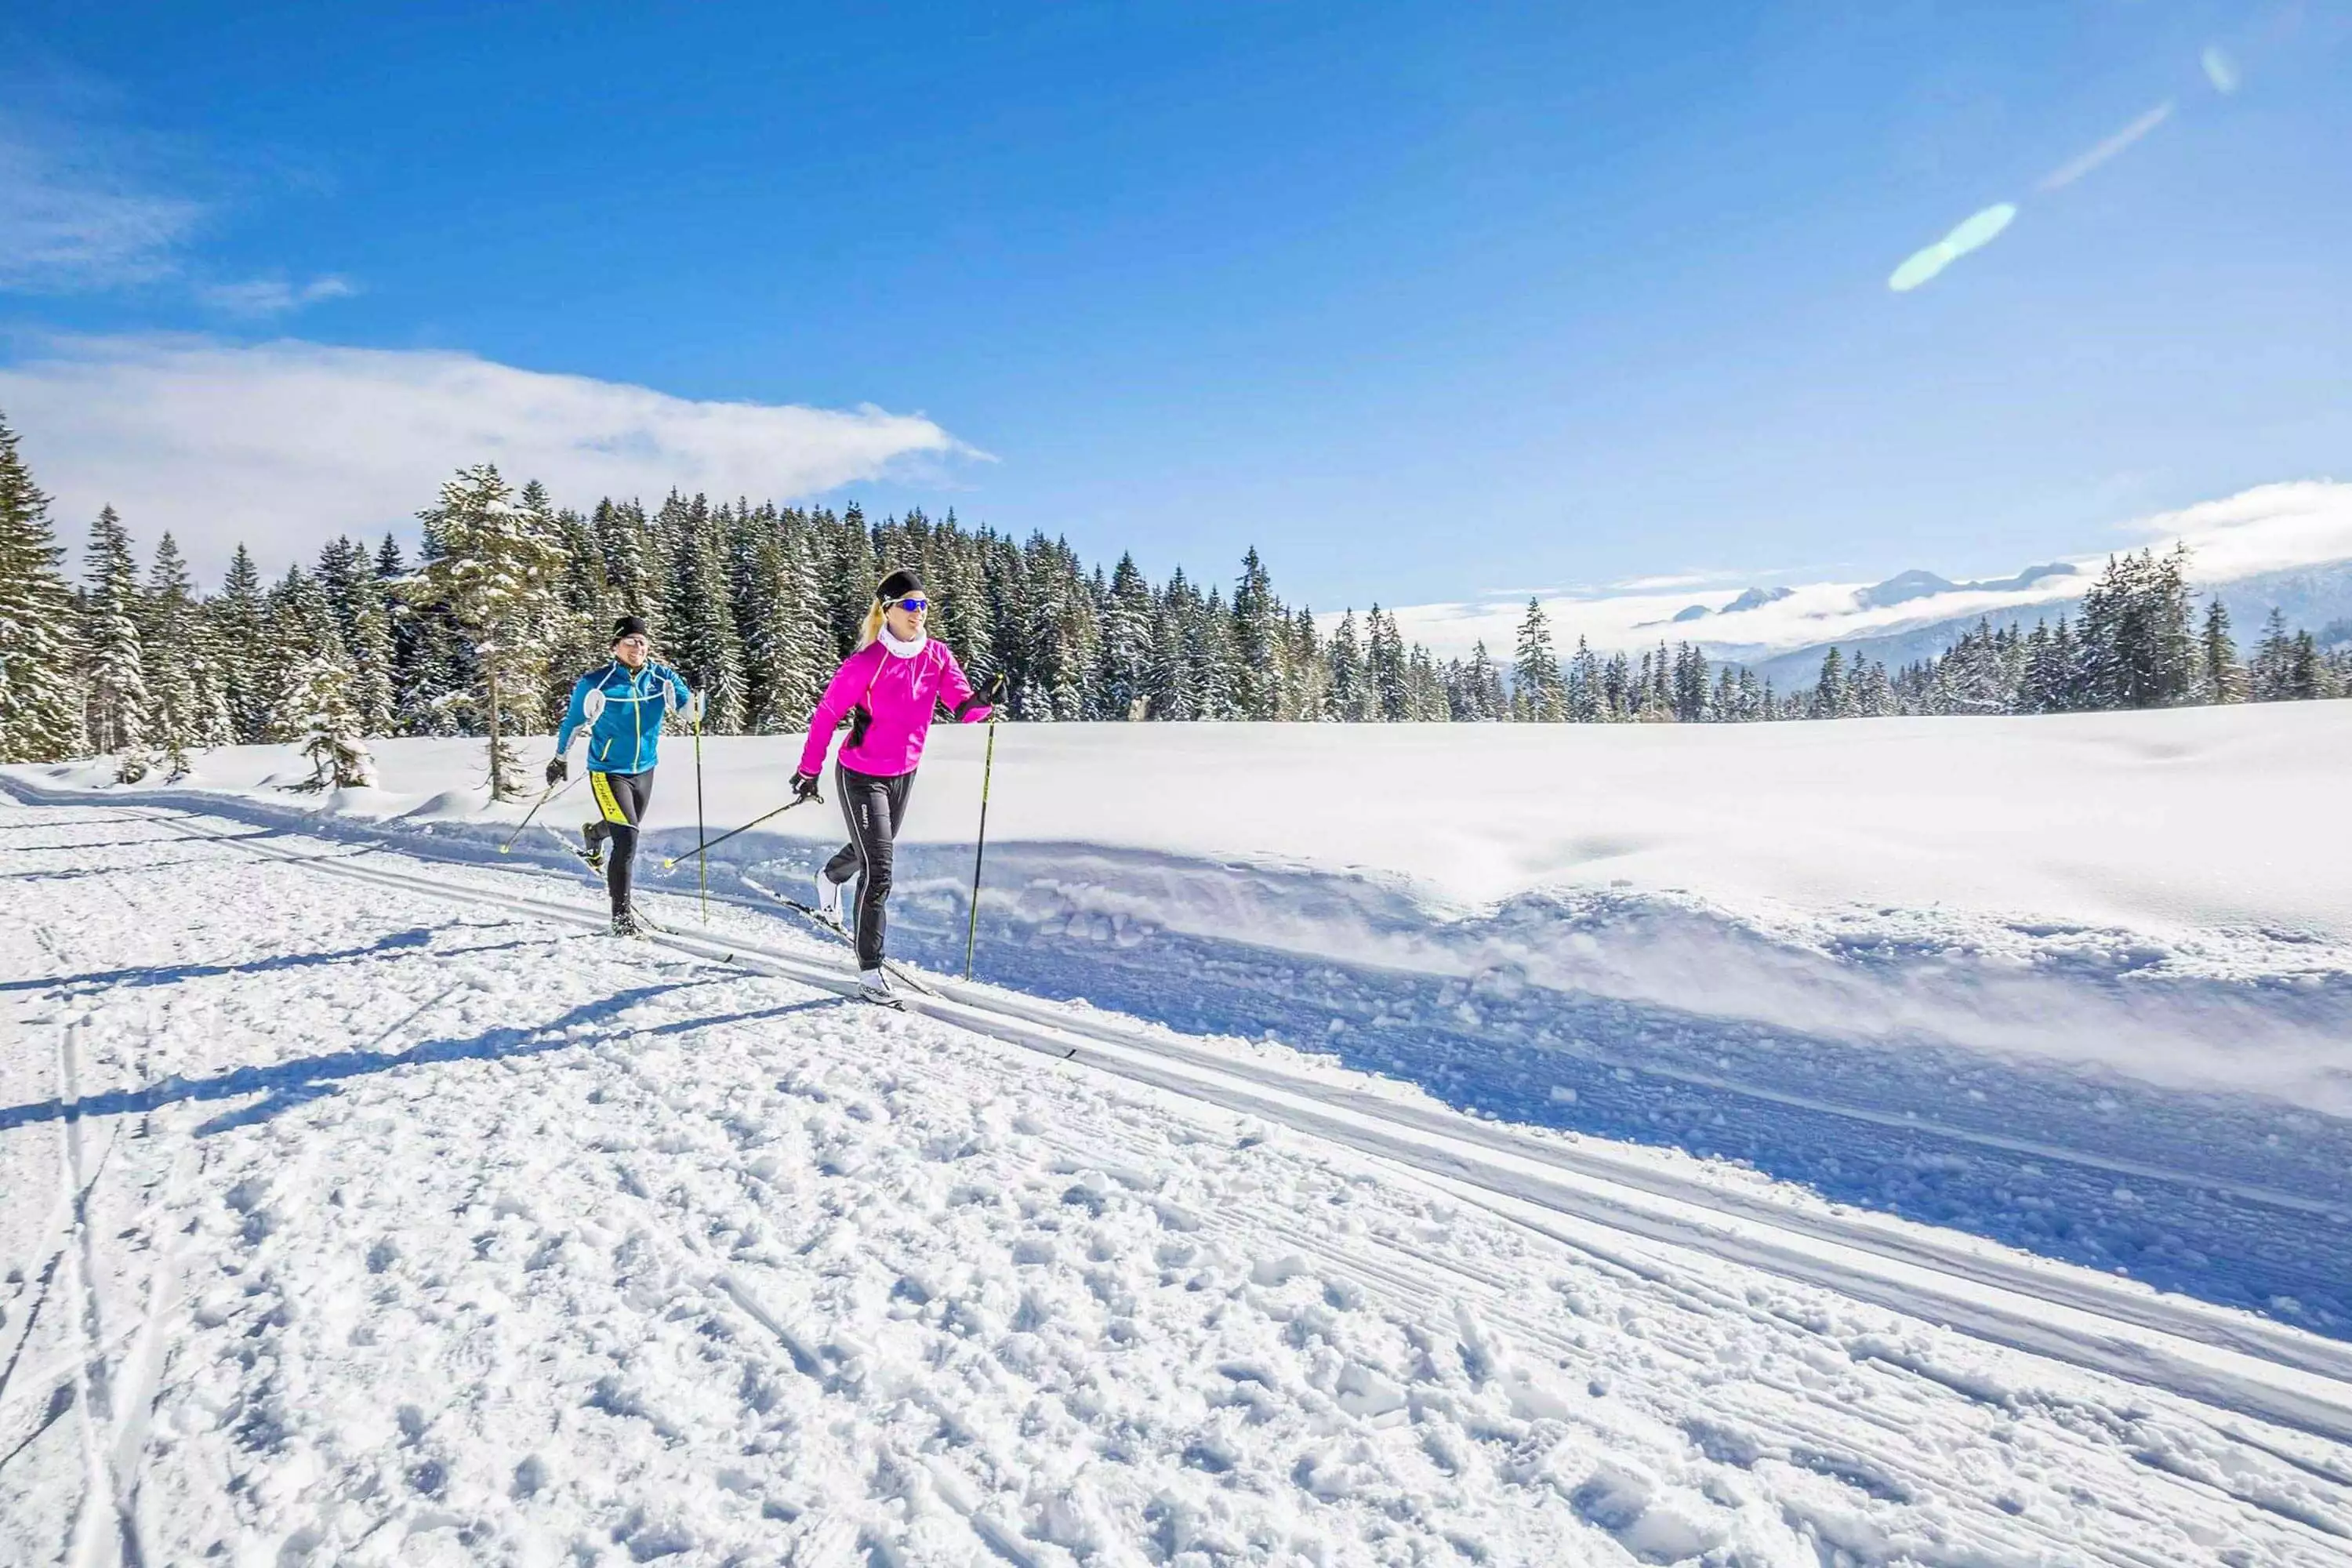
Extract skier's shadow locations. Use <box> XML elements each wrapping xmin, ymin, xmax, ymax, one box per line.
<box><xmin>7</xmin><ymin>927</ymin><xmax>452</xmax><ymax>995</ymax></box>
<box><xmin>0</xmin><ymin>986</ymin><xmax>845</xmax><ymax>1137</ymax></box>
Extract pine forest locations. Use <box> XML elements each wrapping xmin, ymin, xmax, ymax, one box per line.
<box><xmin>2</xmin><ymin>412</ymin><xmax>2347</xmax><ymax>783</ymax></box>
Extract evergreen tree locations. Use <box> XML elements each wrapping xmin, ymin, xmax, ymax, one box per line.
<box><xmin>1096</xmin><ymin>553</ymin><xmax>1156</xmax><ymax>719</ymax></box>
<box><xmin>1810</xmin><ymin>647</ymin><xmax>1848</xmax><ymax>720</ymax></box>
<box><xmin>1458</xmin><ymin>641</ymin><xmax>1506</xmax><ymax>720</ymax></box>
<box><xmin>210</xmin><ymin>544</ymin><xmax>270</xmax><ymax>742</ymax></box>
<box><xmin>282</xmin><ymin>648</ymin><xmax>376</xmax><ymax>790</ymax></box>
<box><xmin>0</xmin><ymin>410</ymin><xmax>84</xmax><ymax>762</ymax></box>
<box><xmin>1512</xmin><ymin>598</ymin><xmax>1565</xmax><ymax>721</ymax></box>
<box><xmin>2200</xmin><ymin>597</ymin><xmax>2240</xmax><ymax>704</ymax></box>
<box><xmin>660</xmin><ymin>492</ymin><xmax>746</xmax><ymax>731</ymax></box>
<box><xmin>1367</xmin><ymin>605</ymin><xmax>1410</xmax><ymax>721</ymax></box>
<box><xmin>2249</xmin><ymin>608</ymin><xmax>2299</xmax><ymax>701</ymax></box>
<box><xmin>735</xmin><ymin>512</ymin><xmax>826</xmax><ymax>732</ymax></box>
<box><xmin>407</xmin><ymin>463</ymin><xmax>566</xmax><ymax>798</ymax></box>
<box><xmin>80</xmin><ymin>506</ymin><xmax>151</xmax><ymax>768</ymax></box>
<box><xmin>1326</xmin><ymin>609</ymin><xmax>1368</xmax><ymax>721</ymax></box>
<box><xmin>1566</xmin><ymin>636</ymin><xmax>1602</xmax><ymax>722</ymax></box>
<box><xmin>140</xmin><ymin>532</ymin><xmax>212</xmax><ymax>775</ymax></box>
<box><xmin>318</xmin><ymin>535</ymin><xmax>397</xmax><ymax>735</ymax></box>
<box><xmin>1231</xmin><ymin>546</ymin><xmax>1288</xmax><ymax>720</ymax></box>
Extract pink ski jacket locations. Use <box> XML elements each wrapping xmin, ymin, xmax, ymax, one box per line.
<box><xmin>797</xmin><ymin>637</ymin><xmax>993</xmax><ymax>779</ymax></box>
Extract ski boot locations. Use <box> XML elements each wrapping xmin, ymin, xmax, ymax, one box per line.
<box><xmin>579</xmin><ymin>822</ymin><xmax>606</xmax><ymax>872</ymax></box>
<box><xmin>856</xmin><ymin>967</ymin><xmax>902</xmax><ymax>1009</ymax></box>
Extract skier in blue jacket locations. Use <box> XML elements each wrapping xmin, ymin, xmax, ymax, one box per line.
<box><xmin>548</xmin><ymin>615</ymin><xmax>698</xmax><ymax>935</ymax></box>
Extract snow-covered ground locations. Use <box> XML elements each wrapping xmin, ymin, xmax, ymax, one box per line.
<box><xmin>8</xmin><ymin>788</ymin><xmax>2352</xmax><ymax>1566</ymax></box>
<box><xmin>10</xmin><ymin>706</ymin><xmax>2350</xmax><ymax>1326</ymax></box>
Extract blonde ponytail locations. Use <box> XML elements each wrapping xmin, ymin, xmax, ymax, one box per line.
<box><xmin>855</xmin><ymin>601</ymin><xmax>886</xmax><ymax>650</ymax></box>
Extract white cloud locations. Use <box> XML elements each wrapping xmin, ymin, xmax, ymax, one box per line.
<box><xmin>2121</xmin><ymin>480</ymin><xmax>2352</xmax><ymax>581</ymax></box>
<box><xmin>0</xmin><ymin>131</ymin><xmax>202</xmax><ymax>291</ymax></box>
<box><xmin>197</xmin><ymin>274</ymin><xmax>359</xmax><ymax>317</ymax></box>
<box><xmin>0</xmin><ymin>334</ymin><xmax>985</xmax><ymax>575</ymax></box>
<box><xmin>1384</xmin><ymin>480</ymin><xmax>2352</xmax><ymax>662</ymax></box>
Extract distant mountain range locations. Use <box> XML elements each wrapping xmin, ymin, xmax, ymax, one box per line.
<box><xmin>1656</xmin><ymin>564</ymin><xmax>2079</xmax><ymax>627</ymax></box>
<box><xmin>1732</xmin><ymin>558</ymin><xmax>2352</xmax><ymax>690</ymax></box>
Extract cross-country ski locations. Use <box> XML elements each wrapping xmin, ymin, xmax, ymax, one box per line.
<box><xmin>5</xmin><ymin>8</ymin><xmax>2351</xmax><ymax>1563</ymax></box>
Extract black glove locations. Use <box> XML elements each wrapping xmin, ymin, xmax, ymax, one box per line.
<box><xmin>983</xmin><ymin>670</ymin><xmax>1008</xmax><ymax>705</ymax></box>
<box><xmin>545</xmin><ymin>756</ymin><xmax>568</xmax><ymax>786</ymax></box>
<box><xmin>789</xmin><ymin>769</ymin><xmax>821</xmax><ymax>800</ymax></box>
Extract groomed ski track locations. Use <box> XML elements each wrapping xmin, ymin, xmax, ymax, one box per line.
<box><xmin>9</xmin><ymin>784</ymin><xmax>2352</xmax><ymax>1563</ymax></box>
<box><xmin>23</xmin><ymin>785</ymin><xmax>2352</xmax><ymax>1437</ymax></box>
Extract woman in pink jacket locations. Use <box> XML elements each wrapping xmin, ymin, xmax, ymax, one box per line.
<box><xmin>791</xmin><ymin>568</ymin><xmax>1000</xmax><ymax>1004</ymax></box>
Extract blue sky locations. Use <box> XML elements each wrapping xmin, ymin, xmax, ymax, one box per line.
<box><xmin>2</xmin><ymin>1</ymin><xmax>2347</xmax><ymax>608</ymax></box>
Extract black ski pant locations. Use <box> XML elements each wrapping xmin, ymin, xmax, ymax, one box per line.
<box><xmin>822</xmin><ymin>763</ymin><xmax>915</xmax><ymax>970</ymax></box>
<box><xmin>586</xmin><ymin>768</ymin><xmax>655</xmax><ymax>917</ymax></box>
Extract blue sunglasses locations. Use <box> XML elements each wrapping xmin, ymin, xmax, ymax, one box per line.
<box><xmin>889</xmin><ymin>595</ymin><xmax>929</xmax><ymax>612</ymax></box>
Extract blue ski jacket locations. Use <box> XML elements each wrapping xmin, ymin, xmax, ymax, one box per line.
<box><xmin>555</xmin><ymin>660</ymin><xmax>695</xmax><ymax>775</ymax></box>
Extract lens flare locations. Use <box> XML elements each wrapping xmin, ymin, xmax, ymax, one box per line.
<box><xmin>2038</xmin><ymin>101</ymin><xmax>2175</xmax><ymax>191</ymax></box>
<box><xmin>1887</xmin><ymin>203</ymin><xmax>2017</xmax><ymax>292</ymax></box>
<box><xmin>2201</xmin><ymin>45</ymin><xmax>2241</xmax><ymax>94</ymax></box>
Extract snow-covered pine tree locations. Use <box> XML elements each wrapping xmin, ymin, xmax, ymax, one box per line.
<box><xmin>1325</xmin><ymin>609</ymin><xmax>1367</xmax><ymax>721</ymax></box>
<box><xmin>2199</xmin><ymin>597</ymin><xmax>2240</xmax><ymax>704</ymax></box>
<box><xmin>317</xmin><ymin>535</ymin><xmax>398</xmax><ymax>735</ymax></box>
<box><xmin>1853</xmin><ymin>657</ymin><xmax>1893</xmax><ymax>717</ymax></box>
<box><xmin>1459</xmin><ymin>641</ymin><xmax>1505</xmax><ymax>720</ymax></box>
<box><xmin>826</xmin><ymin>503</ymin><xmax>878</xmax><ymax>658</ymax></box>
<box><xmin>407</xmin><ymin>463</ymin><xmax>567</xmax><ymax>799</ymax></box>
<box><xmin>80</xmin><ymin>506</ymin><xmax>151</xmax><ymax>774</ymax></box>
<box><xmin>1566</xmin><ymin>636</ymin><xmax>1601</xmax><ymax>722</ymax></box>
<box><xmin>660</xmin><ymin>492</ymin><xmax>746</xmax><ymax>731</ymax></box>
<box><xmin>0</xmin><ymin>410</ymin><xmax>85</xmax><ymax>763</ymax></box>
<box><xmin>1094</xmin><ymin>553</ymin><xmax>1156</xmax><ymax>720</ymax></box>
<box><xmin>1671</xmin><ymin>641</ymin><xmax>1708</xmax><ymax>721</ymax></box>
<box><xmin>1027</xmin><ymin>535</ymin><xmax>1098</xmax><ymax>721</ymax></box>
<box><xmin>733</xmin><ymin>509</ymin><xmax>826</xmax><ymax>732</ymax></box>
<box><xmin>1178</xmin><ymin>584</ymin><xmax>1239</xmax><ymax>720</ymax></box>
<box><xmin>1283</xmin><ymin>607</ymin><xmax>1328</xmax><ymax>720</ymax></box>
<box><xmin>140</xmin><ymin>532</ymin><xmax>210</xmax><ymax>776</ymax></box>
<box><xmin>2249</xmin><ymin>608</ymin><xmax>2297</xmax><ymax>702</ymax></box>
<box><xmin>259</xmin><ymin>567</ymin><xmax>354</xmax><ymax>742</ymax></box>
<box><xmin>1231</xmin><ymin>547</ymin><xmax>1288</xmax><ymax>720</ymax></box>
<box><xmin>1810</xmin><ymin>647</ymin><xmax>1847</xmax><ymax>720</ymax></box>
<box><xmin>1127</xmin><ymin>568</ymin><xmax>1178</xmax><ymax>720</ymax></box>
<box><xmin>1367</xmin><ymin>605</ymin><xmax>1410</xmax><ymax>721</ymax></box>
<box><xmin>589</xmin><ymin>499</ymin><xmax>657</xmax><ymax>622</ymax></box>
<box><xmin>281</xmin><ymin>647</ymin><xmax>376</xmax><ymax>790</ymax></box>
<box><xmin>1405</xmin><ymin>644</ymin><xmax>1450</xmax><ymax>721</ymax></box>
<box><xmin>208</xmin><ymin>544</ymin><xmax>270</xmax><ymax>742</ymax></box>
<box><xmin>1512</xmin><ymin>598</ymin><xmax>1565</xmax><ymax>721</ymax></box>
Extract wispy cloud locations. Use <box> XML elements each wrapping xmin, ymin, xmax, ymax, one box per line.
<box><xmin>196</xmin><ymin>274</ymin><xmax>359</xmax><ymax>317</ymax></box>
<box><xmin>0</xmin><ymin>334</ymin><xmax>989</xmax><ymax>574</ymax></box>
<box><xmin>2037</xmin><ymin>101</ymin><xmax>2176</xmax><ymax>193</ymax></box>
<box><xmin>0</xmin><ymin>127</ymin><xmax>203</xmax><ymax>292</ymax></box>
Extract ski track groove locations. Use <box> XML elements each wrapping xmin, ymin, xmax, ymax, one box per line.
<box><xmin>11</xmin><ymin>796</ymin><xmax>2352</xmax><ymax>1562</ymax></box>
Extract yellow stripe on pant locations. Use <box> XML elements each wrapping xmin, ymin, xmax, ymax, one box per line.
<box><xmin>591</xmin><ymin>771</ymin><xmax>629</xmax><ymax>825</ymax></box>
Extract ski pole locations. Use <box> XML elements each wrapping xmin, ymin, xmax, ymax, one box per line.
<box><xmin>498</xmin><ymin>773</ymin><xmax>580</xmax><ymax>854</ymax></box>
<box><xmin>660</xmin><ymin>790</ymin><xmax>819</xmax><ymax>869</ymax></box>
<box><xmin>691</xmin><ymin>714</ymin><xmax>708</xmax><ymax>922</ymax></box>
<box><xmin>964</xmin><ymin>717</ymin><xmax>998</xmax><ymax>982</ymax></box>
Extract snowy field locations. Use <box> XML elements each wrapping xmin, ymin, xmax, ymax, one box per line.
<box><xmin>5</xmin><ymin>710</ymin><xmax>2352</xmax><ymax>1563</ymax></box>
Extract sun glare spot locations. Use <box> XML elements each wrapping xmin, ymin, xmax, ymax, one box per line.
<box><xmin>2201</xmin><ymin>45</ymin><xmax>2241</xmax><ymax>95</ymax></box>
<box><xmin>1887</xmin><ymin>203</ymin><xmax>2017</xmax><ymax>292</ymax></box>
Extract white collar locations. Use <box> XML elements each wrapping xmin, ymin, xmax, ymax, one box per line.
<box><xmin>878</xmin><ymin>627</ymin><xmax>927</xmax><ymax>660</ymax></box>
